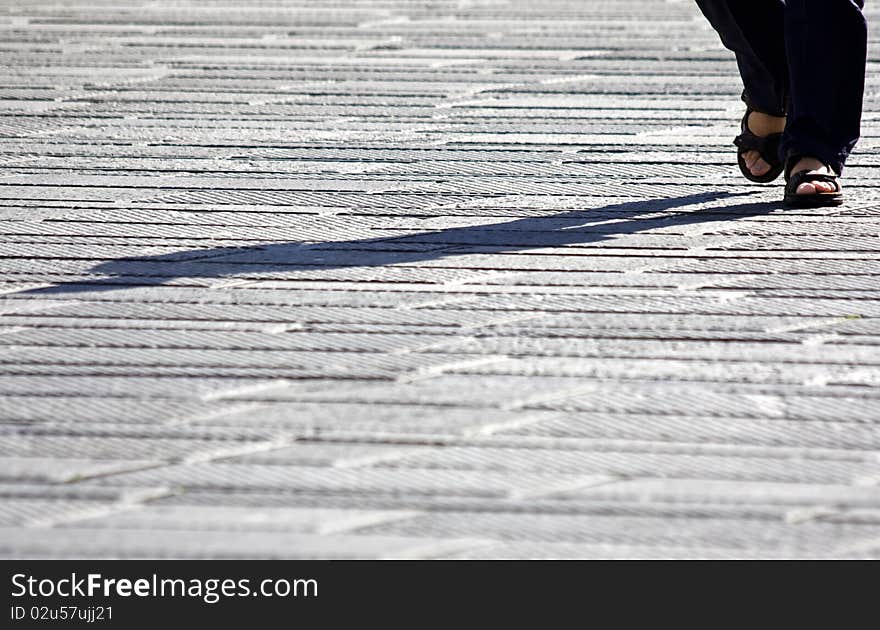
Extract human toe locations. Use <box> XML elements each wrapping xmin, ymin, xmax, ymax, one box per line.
<box><xmin>796</xmin><ymin>182</ymin><xmax>818</xmax><ymax>195</ymax></box>
<box><xmin>749</xmin><ymin>157</ymin><xmax>771</xmax><ymax>176</ymax></box>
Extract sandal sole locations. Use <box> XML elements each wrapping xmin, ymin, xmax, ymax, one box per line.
<box><xmin>738</xmin><ymin>156</ymin><xmax>784</xmax><ymax>183</ymax></box>
<box><xmin>783</xmin><ymin>194</ymin><xmax>844</xmax><ymax>209</ymax></box>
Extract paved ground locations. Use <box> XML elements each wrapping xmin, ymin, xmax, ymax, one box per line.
<box><xmin>1</xmin><ymin>0</ymin><xmax>880</xmax><ymax>559</ymax></box>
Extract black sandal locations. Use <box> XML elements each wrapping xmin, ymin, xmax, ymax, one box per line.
<box><xmin>783</xmin><ymin>158</ymin><xmax>844</xmax><ymax>208</ymax></box>
<box><xmin>734</xmin><ymin>109</ymin><xmax>784</xmax><ymax>183</ymax></box>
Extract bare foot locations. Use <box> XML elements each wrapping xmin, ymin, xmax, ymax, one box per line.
<box><xmin>742</xmin><ymin>111</ymin><xmax>786</xmax><ymax>177</ymax></box>
<box><xmin>790</xmin><ymin>157</ymin><xmax>839</xmax><ymax>195</ymax></box>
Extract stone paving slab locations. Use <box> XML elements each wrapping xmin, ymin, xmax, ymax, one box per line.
<box><xmin>1</xmin><ymin>0</ymin><xmax>880</xmax><ymax>559</ymax></box>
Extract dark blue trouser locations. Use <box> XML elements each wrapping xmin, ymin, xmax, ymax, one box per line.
<box><xmin>696</xmin><ymin>0</ymin><xmax>867</xmax><ymax>174</ymax></box>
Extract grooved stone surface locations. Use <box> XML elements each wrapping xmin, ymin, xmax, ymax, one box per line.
<box><xmin>1</xmin><ymin>0</ymin><xmax>880</xmax><ymax>559</ymax></box>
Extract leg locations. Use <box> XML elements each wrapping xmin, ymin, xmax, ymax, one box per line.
<box><xmin>782</xmin><ymin>0</ymin><xmax>867</xmax><ymax>177</ymax></box>
<box><xmin>697</xmin><ymin>0</ymin><xmax>788</xmax><ymax>177</ymax></box>
<box><xmin>696</xmin><ymin>0</ymin><xmax>788</xmax><ymax>116</ymax></box>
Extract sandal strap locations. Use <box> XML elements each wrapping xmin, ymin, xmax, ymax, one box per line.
<box><xmin>734</xmin><ymin>129</ymin><xmax>782</xmax><ymax>157</ymax></box>
<box><xmin>785</xmin><ymin>170</ymin><xmax>841</xmax><ymax>194</ymax></box>
<box><xmin>735</xmin><ymin>110</ymin><xmax>782</xmax><ymax>161</ymax></box>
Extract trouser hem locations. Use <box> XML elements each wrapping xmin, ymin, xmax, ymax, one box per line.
<box><xmin>741</xmin><ymin>90</ymin><xmax>787</xmax><ymax>118</ymax></box>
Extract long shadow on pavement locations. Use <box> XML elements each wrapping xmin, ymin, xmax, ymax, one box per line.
<box><xmin>23</xmin><ymin>192</ymin><xmax>774</xmax><ymax>296</ymax></box>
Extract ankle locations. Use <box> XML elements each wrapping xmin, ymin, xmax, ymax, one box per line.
<box><xmin>748</xmin><ymin>111</ymin><xmax>786</xmax><ymax>136</ymax></box>
<box><xmin>791</xmin><ymin>156</ymin><xmax>831</xmax><ymax>174</ymax></box>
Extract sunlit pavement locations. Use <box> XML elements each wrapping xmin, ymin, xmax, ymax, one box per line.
<box><xmin>1</xmin><ymin>0</ymin><xmax>880</xmax><ymax>559</ymax></box>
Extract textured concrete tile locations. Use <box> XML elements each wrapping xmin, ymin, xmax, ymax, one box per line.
<box><xmin>351</xmin><ymin>511</ymin><xmax>878</xmax><ymax>553</ymax></box>
<box><xmin>0</xmin><ymin>434</ymin><xmax>280</xmax><ymax>463</ymax></box>
<box><xmin>218</xmin><ymin>442</ymin><xmax>423</xmax><ymax>467</ymax></box>
<box><xmin>83</xmin><ymin>462</ymin><xmax>613</xmax><ymax>500</ymax></box>
<box><xmin>495</xmin><ymin>412</ymin><xmax>880</xmax><ymax>450</ymax></box>
<box><xmin>556</xmin><ymin>479</ymin><xmax>880</xmax><ymax>509</ymax></box>
<box><xmin>0</xmin><ymin>527</ymin><xmax>490</xmax><ymax>560</ymax></box>
<box><xmin>0</xmin><ymin>499</ymin><xmax>113</xmax><ymax>527</ymax></box>
<box><xmin>61</xmin><ymin>505</ymin><xmax>421</xmax><ymax>534</ymax></box>
<box><xmin>375</xmin><ymin>445</ymin><xmax>880</xmax><ymax>484</ymax></box>
<box><xmin>0</xmin><ymin>396</ymin><xmax>214</xmax><ymax>423</ymax></box>
<box><xmin>187</xmin><ymin>401</ymin><xmax>556</xmax><ymax>435</ymax></box>
<box><xmin>0</xmin><ymin>457</ymin><xmax>159</xmax><ymax>483</ymax></box>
